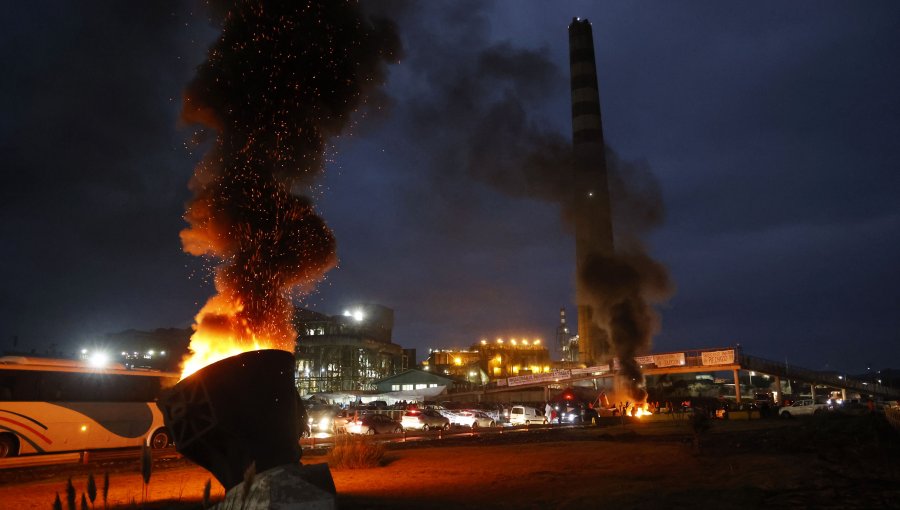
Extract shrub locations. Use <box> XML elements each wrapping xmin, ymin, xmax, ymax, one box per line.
<box><xmin>327</xmin><ymin>435</ymin><xmax>385</xmax><ymax>469</ymax></box>
<box><xmin>886</xmin><ymin>407</ymin><xmax>900</xmax><ymax>433</ymax></box>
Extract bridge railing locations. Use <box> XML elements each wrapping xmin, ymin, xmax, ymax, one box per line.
<box><xmin>742</xmin><ymin>354</ymin><xmax>900</xmax><ymax>399</ymax></box>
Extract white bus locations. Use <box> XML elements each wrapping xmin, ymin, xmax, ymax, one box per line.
<box><xmin>0</xmin><ymin>356</ymin><xmax>179</xmax><ymax>458</ymax></box>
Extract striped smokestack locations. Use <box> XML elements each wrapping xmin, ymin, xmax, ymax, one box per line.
<box><xmin>569</xmin><ymin>18</ymin><xmax>614</xmax><ymax>365</ymax></box>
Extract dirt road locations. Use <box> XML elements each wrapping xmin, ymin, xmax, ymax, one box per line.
<box><xmin>1</xmin><ymin>415</ymin><xmax>897</xmax><ymax>509</ymax></box>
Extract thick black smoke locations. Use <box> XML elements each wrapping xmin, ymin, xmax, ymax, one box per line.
<box><xmin>181</xmin><ymin>1</ymin><xmax>401</xmax><ymax>352</ymax></box>
<box><xmin>393</xmin><ymin>5</ymin><xmax>672</xmax><ymax>400</ymax></box>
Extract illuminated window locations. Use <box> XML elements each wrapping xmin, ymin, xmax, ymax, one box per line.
<box><xmin>402</xmin><ymin>384</ymin><xmax>413</xmax><ymax>391</ymax></box>
<box><xmin>415</xmin><ymin>384</ymin><xmax>427</xmax><ymax>390</ymax></box>
<box><xmin>391</xmin><ymin>384</ymin><xmax>400</xmax><ymax>391</ymax></box>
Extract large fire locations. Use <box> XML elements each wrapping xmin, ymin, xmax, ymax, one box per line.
<box><xmin>181</xmin><ymin>296</ymin><xmax>265</xmax><ymax>379</ymax></box>
<box><xmin>174</xmin><ymin>2</ymin><xmax>401</xmax><ymax>379</ymax></box>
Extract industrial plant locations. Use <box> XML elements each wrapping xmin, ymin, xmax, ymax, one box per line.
<box><xmin>293</xmin><ymin>303</ymin><xmax>415</xmax><ymax>395</ymax></box>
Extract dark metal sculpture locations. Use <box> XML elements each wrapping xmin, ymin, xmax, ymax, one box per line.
<box><xmin>157</xmin><ymin>349</ymin><xmax>302</xmax><ymax>490</ymax></box>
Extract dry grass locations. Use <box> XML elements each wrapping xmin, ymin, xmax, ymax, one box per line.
<box><xmin>327</xmin><ymin>435</ymin><xmax>385</xmax><ymax>470</ymax></box>
<box><xmin>886</xmin><ymin>407</ymin><xmax>900</xmax><ymax>432</ymax></box>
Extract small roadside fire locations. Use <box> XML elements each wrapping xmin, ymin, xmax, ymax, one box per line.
<box><xmin>633</xmin><ymin>402</ymin><xmax>652</xmax><ymax>418</ymax></box>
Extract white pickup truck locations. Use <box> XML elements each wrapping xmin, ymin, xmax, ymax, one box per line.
<box><xmin>778</xmin><ymin>399</ymin><xmax>828</xmax><ymax>418</ymax></box>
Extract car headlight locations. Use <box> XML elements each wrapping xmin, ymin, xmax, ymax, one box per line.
<box><xmin>319</xmin><ymin>417</ymin><xmax>330</xmax><ymax>430</ymax></box>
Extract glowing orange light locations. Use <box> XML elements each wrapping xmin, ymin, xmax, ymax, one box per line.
<box><xmin>634</xmin><ymin>402</ymin><xmax>653</xmax><ymax>418</ymax></box>
<box><xmin>180</xmin><ymin>295</ymin><xmax>279</xmax><ymax>379</ymax></box>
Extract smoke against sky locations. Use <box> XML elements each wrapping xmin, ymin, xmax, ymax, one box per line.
<box><xmin>179</xmin><ymin>1</ymin><xmax>401</xmax><ymax>359</ymax></box>
<box><xmin>372</xmin><ymin>5</ymin><xmax>673</xmax><ymax>397</ymax></box>
<box><xmin>1</xmin><ymin>1</ymin><xmax>899</xmax><ymax>373</ymax></box>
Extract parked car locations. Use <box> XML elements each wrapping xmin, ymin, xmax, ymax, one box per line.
<box><xmin>509</xmin><ymin>405</ymin><xmax>547</xmax><ymax>425</ymax></box>
<box><xmin>834</xmin><ymin>400</ymin><xmax>869</xmax><ymax>416</ymax></box>
<box><xmin>345</xmin><ymin>413</ymin><xmax>403</xmax><ymax>435</ymax></box>
<box><xmin>305</xmin><ymin>404</ymin><xmax>340</xmax><ymax>435</ymax></box>
<box><xmin>567</xmin><ymin>405</ymin><xmax>599</xmax><ymax>424</ymax></box>
<box><xmin>364</xmin><ymin>400</ymin><xmax>388</xmax><ymax>410</ymax></box>
<box><xmin>778</xmin><ymin>399</ymin><xmax>828</xmax><ymax>418</ymax></box>
<box><xmin>330</xmin><ymin>409</ymin><xmax>364</xmax><ymax>434</ymax></box>
<box><xmin>401</xmin><ymin>409</ymin><xmax>451</xmax><ymax>430</ymax></box>
<box><xmin>455</xmin><ymin>410</ymin><xmax>496</xmax><ymax>428</ymax></box>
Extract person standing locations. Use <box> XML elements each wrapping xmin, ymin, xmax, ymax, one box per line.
<box><xmin>545</xmin><ymin>402</ymin><xmax>553</xmax><ymax>425</ymax></box>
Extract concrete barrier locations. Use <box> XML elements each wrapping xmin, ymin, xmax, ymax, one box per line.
<box><xmin>0</xmin><ymin>452</ymin><xmax>81</xmax><ymax>469</ymax></box>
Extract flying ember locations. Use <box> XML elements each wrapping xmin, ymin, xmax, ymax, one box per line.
<box><xmin>178</xmin><ymin>1</ymin><xmax>401</xmax><ymax>378</ymax></box>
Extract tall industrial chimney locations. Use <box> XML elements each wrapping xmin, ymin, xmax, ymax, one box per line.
<box><xmin>568</xmin><ymin>18</ymin><xmax>614</xmax><ymax>365</ymax></box>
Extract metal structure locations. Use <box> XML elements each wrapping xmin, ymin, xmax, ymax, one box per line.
<box><xmin>157</xmin><ymin>350</ymin><xmax>302</xmax><ymax>490</ymax></box>
<box><xmin>475</xmin><ymin>346</ymin><xmax>900</xmax><ymax>403</ymax></box>
<box><xmin>294</xmin><ymin>305</ymin><xmax>412</xmax><ymax>395</ymax></box>
<box><xmin>569</xmin><ymin>18</ymin><xmax>615</xmax><ymax>365</ymax></box>
<box><xmin>556</xmin><ymin>308</ymin><xmax>577</xmax><ymax>362</ymax></box>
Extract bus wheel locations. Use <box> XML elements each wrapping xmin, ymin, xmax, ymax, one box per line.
<box><xmin>150</xmin><ymin>429</ymin><xmax>171</xmax><ymax>449</ymax></box>
<box><xmin>0</xmin><ymin>434</ymin><xmax>18</xmax><ymax>458</ymax></box>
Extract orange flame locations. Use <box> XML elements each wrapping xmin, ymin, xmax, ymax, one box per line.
<box><xmin>634</xmin><ymin>402</ymin><xmax>652</xmax><ymax>418</ymax></box>
<box><xmin>180</xmin><ymin>295</ymin><xmax>289</xmax><ymax>379</ymax></box>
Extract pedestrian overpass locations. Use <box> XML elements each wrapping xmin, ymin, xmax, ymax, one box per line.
<box><xmin>469</xmin><ymin>347</ymin><xmax>900</xmax><ymax>403</ymax></box>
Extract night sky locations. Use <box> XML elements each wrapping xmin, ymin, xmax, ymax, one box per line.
<box><xmin>2</xmin><ymin>1</ymin><xmax>899</xmax><ymax>374</ymax></box>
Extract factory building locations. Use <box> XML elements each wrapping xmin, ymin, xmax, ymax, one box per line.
<box><xmin>422</xmin><ymin>337</ymin><xmax>552</xmax><ymax>384</ymax></box>
<box><xmin>294</xmin><ymin>304</ymin><xmax>414</xmax><ymax>395</ymax></box>
<box><xmin>372</xmin><ymin>369</ymin><xmax>460</xmax><ymax>394</ymax></box>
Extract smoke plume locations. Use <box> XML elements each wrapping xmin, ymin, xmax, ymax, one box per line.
<box><xmin>180</xmin><ymin>1</ymin><xmax>401</xmax><ymax>360</ymax></box>
<box><xmin>394</xmin><ymin>9</ymin><xmax>672</xmax><ymax>400</ymax></box>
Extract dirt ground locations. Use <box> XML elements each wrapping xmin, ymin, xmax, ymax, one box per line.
<box><xmin>1</xmin><ymin>414</ymin><xmax>898</xmax><ymax>509</ymax></box>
